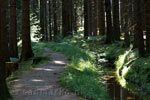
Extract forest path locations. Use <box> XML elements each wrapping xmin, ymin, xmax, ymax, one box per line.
<box><xmin>10</xmin><ymin>49</ymin><xmax>79</xmax><ymax>100</ymax></box>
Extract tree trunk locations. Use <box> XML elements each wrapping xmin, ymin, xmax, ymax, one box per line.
<box><xmin>21</xmin><ymin>0</ymin><xmax>34</xmax><ymax>60</ymax></box>
<box><xmin>145</xmin><ymin>1</ymin><xmax>150</xmax><ymax>53</ymax></box>
<box><xmin>89</xmin><ymin>0</ymin><xmax>93</xmax><ymax>36</ymax></box>
<box><xmin>135</xmin><ymin>0</ymin><xmax>145</xmax><ymax>57</ymax></box>
<box><xmin>10</xmin><ymin>0</ymin><xmax>18</xmax><ymax>58</ymax></box>
<box><xmin>62</xmin><ymin>0</ymin><xmax>73</xmax><ymax>37</ymax></box>
<box><xmin>98</xmin><ymin>0</ymin><xmax>105</xmax><ymax>36</ymax></box>
<box><xmin>40</xmin><ymin>0</ymin><xmax>45</xmax><ymax>41</ymax></box>
<box><xmin>0</xmin><ymin>0</ymin><xmax>11</xmax><ymax>99</ymax></box>
<box><xmin>84</xmin><ymin>0</ymin><xmax>89</xmax><ymax>38</ymax></box>
<box><xmin>132</xmin><ymin>0</ymin><xmax>138</xmax><ymax>48</ymax></box>
<box><xmin>105</xmin><ymin>0</ymin><xmax>113</xmax><ymax>44</ymax></box>
<box><xmin>49</xmin><ymin>0</ymin><xmax>52</xmax><ymax>41</ymax></box>
<box><xmin>112</xmin><ymin>0</ymin><xmax>121</xmax><ymax>41</ymax></box>
<box><xmin>53</xmin><ymin>0</ymin><xmax>58</xmax><ymax>39</ymax></box>
<box><xmin>93</xmin><ymin>0</ymin><xmax>98</xmax><ymax>36</ymax></box>
<box><xmin>44</xmin><ymin>0</ymin><xmax>48</xmax><ymax>41</ymax></box>
<box><xmin>123</xmin><ymin>0</ymin><xmax>130</xmax><ymax>47</ymax></box>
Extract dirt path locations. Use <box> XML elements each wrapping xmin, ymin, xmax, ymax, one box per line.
<box><xmin>10</xmin><ymin>49</ymin><xmax>79</xmax><ymax>100</ymax></box>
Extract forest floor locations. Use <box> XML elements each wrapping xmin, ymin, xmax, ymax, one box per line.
<box><xmin>10</xmin><ymin>49</ymin><xmax>83</xmax><ymax>100</ymax></box>
<box><xmin>8</xmin><ymin>35</ymin><xmax>150</xmax><ymax>100</ymax></box>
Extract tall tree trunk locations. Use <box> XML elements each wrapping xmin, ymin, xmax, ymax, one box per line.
<box><xmin>89</xmin><ymin>0</ymin><xmax>93</xmax><ymax>36</ymax></box>
<box><xmin>21</xmin><ymin>0</ymin><xmax>34</xmax><ymax>60</ymax></box>
<box><xmin>40</xmin><ymin>0</ymin><xmax>45</xmax><ymax>41</ymax></box>
<box><xmin>62</xmin><ymin>0</ymin><xmax>73</xmax><ymax>37</ymax></box>
<box><xmin>135</xmin><ymin>0</ymin><xmax>145</xmax><ymax>57</ymax></box>
<box><xmin>124</xmin><ymin>16</ymin><xmax>130</xmax><ymax>47</ymax></box>
<box><xmin>132</xmin><ymin>0</ymin><xmax>138</xmax><ymax>48</ymax></box>
<box><xmin>84</xmin><ymin>0</ymin><xmax>89</xmax><ymax>38</ymax></box>
<box><xmin>98</xmin><ymin>0</ymin><xmax>105</xmax><ymax>36</ymax></box>
<box><xmin>112</xmin><ymin>0</ymin><xmax>121</xmax><ymax>41</ymax></box>
<box><xmin>123</xmin><ymin>0</ymin><xmax>130</xmax><ymax>47</ymax></box>
<box><xmin>145</xmin><ymin>1</ymin><xmax>150</xmax><ymax>53</ymax></box>
<box><xmin>10</xmin><ymin>0</ymin><xmax>18</xmax><ymax>58</ymax></box>
<box><xmin>49</xmin><ymin>0</ymin><xmax>52</xmax><ymax>41</ymax></box>
<box><xmin>93</xmin><ymin>0</ymin><xmax>98</xmax><ymax>36</ymax></box>
<box><xmin>105</xmin><ymin>0</ymin><xmax>113</xmax><ymax>44</ymax></box>
<box><xmin>53</xmin><ymin>0</ymin><xmax>58</xmax><ymax>39</ymax></box>
<box><xmin>0</xmin><ymin>0</ymin><xmax>11</xmax><ymax>99</ymax></box>
<box><xmin>44</xmin><ymin>0</ymin><xmax>48</xmax><ymax>41</ymax></box>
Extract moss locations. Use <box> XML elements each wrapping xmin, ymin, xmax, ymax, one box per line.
<box><xmin>115</xmin><ymin>48</ymin><xmax>150</xmax><ymax>98</ymax></box>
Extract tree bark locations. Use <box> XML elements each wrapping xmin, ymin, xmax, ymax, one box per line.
<box><xmin>0</xmin><ymin>0</ymin><xmax>11</xmax><ymax>99</ymax></box>
<box><xmin>84</xmin><ymin>0</ymin><xmax>89</xmax><ymax>38</ymax></box>
<box><xmin>49</xmin><ymin>0</ymin><xmax>52</xmax><ymax>41</ymax></box>
<box><xmin>40</xmin><ymin>0</ymin><xmax>45</xmax><ymax>41</ymax></box>
<box><xmin>135</xmin><ymin>0</ymin><xmax>145</xmax><ymax>56</ymax></box>
<box><xmin>98</xmin><ymin>0</ymin><xmax>105</xmax><ymax>36</ymax></box>
<box><xmin>53</xmin><ymin>0</ymin><xmax>58</xmax><ymax>39</ymax></box>
<box><xmin>62</xmin><ymin>0</ymin><xmax>73</xmax><ymax>37</ymax></box>
<box><xmin>10</xmin><ymin>0</ymin><xmax>18</xmax><ymax>58</ymax></box>
<box><xmin>21</xmin><ymin>0</ymin><xmax>34</xmax><ymax>60</ymax></box>
<box><xmin>93</xmin><ymin>0</ymin><xmax>98</xmax><ymax>36</ymax></box>
<box><xmin>89</xmin><ymin>0</ymin><xmax>93</xmax><ymax>36</ymax></box>
<box><xmin>44</xmin><ymin>0</ymin><xmax>48</xmax><ymax>41</ymax></box>
<box><xmin>112</xmin><ymin>0</ymin><xmax>121</xmax><ymax>41</ymax></box>
<box><xmin>105</xmin><ymin>0</ymin><xmax>113</xmax><ymax>44</ymax></box>
<box><xmin>145</xmin><ymin>1</ymin><xmax>150</xmax><ymax>53</ymax></box>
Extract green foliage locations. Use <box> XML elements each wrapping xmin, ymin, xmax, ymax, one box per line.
<box><xmin>104</xmin><ymin>43</ymin><xmax>125</xmax><ymax>60</ymax></box>
<box><xmin>42</xmin><ymin>42</ymin><xmax>110</xmax><ymax>100</ymax></box>
<box><xmin>60</xmin><ymin>68</ymin><xmax>109</xmax><ymax>100</ymax></box>
<box><xmin>115</xmin><ymin>48</ymin><xmax>150</xmax><ymax>98</ymax></box>
<box><xmin>49</xmin><ymin>35</ymin><xmax>150</xmax><ymax>99</ymax></box>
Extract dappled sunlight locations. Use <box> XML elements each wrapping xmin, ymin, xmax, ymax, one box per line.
<box><xmin>69</xmin><ymin>59</ymin><xmax>96</xmax><ymax>72</ymax></box>
<box><xmin>122</xmin><ymin>67</ymin><xmax>130</xmax><ymax>77</ymax></box>
<box><xmin>119</xmin><ymin>76</ymin><xmax>127</xmax><ymax>87</ymax></box>
<box><xmin>34</xmin><ymin>68</ymin><xmax>54</xmax><ymax>72</ymax></box>
<box><xmin>31</xmin><ymin>79</ymin><xmax>44</xmax><ymax>82</ymax></box>
<box><xmin>13</xmin><ymin>79</ymin><xmax>20</xmax><ymax>82</ymax></box>
<box><xmin>116</xmin><ymin>49</ymin><xmax>131</xmax><ymax>68</ymax></box>
<box><xmin>44</xmin><ymin>68</ymin><xmax>54</xmax><ymax>71</ymax></box>
<box><xmin>53</xmin><ymin>60</ymin><xmax>66</xmax><ymax>65</ymax></box>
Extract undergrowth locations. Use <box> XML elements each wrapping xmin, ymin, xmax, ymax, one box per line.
<box><xmin>61</xmin><ymin>35</ymin><xmax>150</xmax><ymax>99</ymax></box>
<box><xmin>85</xmin><ymin>36</ymin><xmax>150</xmax><ymax>99</ymax></box>
<box><xmin>36</xmin><ymin>41</ymin><xmax>110</xmax><ymax>100</ymax></box>
<box><xmin>116</xmin><ymin>49</ymin><xmax>150</xmax><ymax>99</ymax></box>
